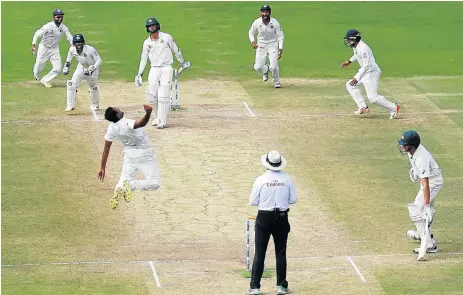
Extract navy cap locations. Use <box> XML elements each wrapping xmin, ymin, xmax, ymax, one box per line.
<box><xmin>53</xmin><ymin>9</ymin><xmax>64</xmax><ymax>16</ymax></box>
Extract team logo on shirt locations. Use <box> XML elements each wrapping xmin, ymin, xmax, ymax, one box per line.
<box><xmin>270</xmin><ymin>25</ymin><xmax>274</xmax><ymax>28</ymax></box>
<box><xmin>84</xmin><ymin>54</ymin><xmax>87</xmax><ymax>57</ymax></box>
<box><xmin>148</xmin><ymin>45</ymin><xmax>153</xmax><ymax>50</ymax></box>
<box><xmin>59</xmin><ymin>29</ymin><xmax>63</xmax><ymax>33</ymax></box>
<box><xmin>160</xmin><ymin>39</ymin><xmax>164</xmax><ymax>43</ymax></box>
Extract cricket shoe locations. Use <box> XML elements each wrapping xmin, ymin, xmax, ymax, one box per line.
<box><xmin>277</xmin><ymin>286</ymin><xmax>291</xmax><ymax>294</ymax></box>
<box><xmin>390</xmin><ymin>104</ymin><xmax>401</xmax><ymax>119</ymax></box>
<box><xmin>355</xmin><ymin>106</ymin><xmax>369</xmax><ymax>115</ymax></box>
<box><xmin>413</xmin><ymin>244</ymin><xmax>438</xmax><ymax>254</ymax></box>
<box><xmin>33</xmin><ymin>73</ymin><xmax>40</xmax><ymax>81</ymax></box>
<box><xmin>407</xmin><ymin>230</ymin><xmax>421</xmax><ymax>241</ymax></box>
<box><xmin>65</xmin><ymin>106</ymin><xmax>75</xmax><ymax>112</ymax></box>
<box><xmin>123</xmin><ymin>180</ymin><xmax>132</xmax><ymax>202</ymax></box>
<box><xmin>263</xmin><ymin>65</ymin><xmax>269</xmax><ymax>82</ymax></box>
<box><xmin>157</xmin><ymin>124</ymin><xmax>167</xmax><ymax>129</ymax></box>
<box><xmin>41</xmin><ymin>80</ymin><xmax>53</xmax><ymax>88</ymax></box>
<box><xmin>274</xmin><ymin>81</ymin><xmax>281</xmax><ymax>88</ymax></box>
<box><xmin>151</xmin><ymin>118</ymin><xmax>159</xmax><ymax>126</ymax></box>
<box><xmin>248</xmin><ymin>288</ymin><xmax>261</xmax><ymax>295</ymax></box>
<box><xmin>110</xmin><ymin>187</ymin><xmax>124</xmax><ymax>210</ymax></box>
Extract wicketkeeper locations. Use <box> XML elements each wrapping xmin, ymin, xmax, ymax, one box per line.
<box><xmin>398</xmin><ymin>130</ymin><xmax>443</xmax><ymax>260</ymax></box>
<box><xmin>135</xmin><ymin>17</ymin><xmax>191</xmax><ymax>129</ymax></box>
<box><xmin>63</xmin><ymin>34</ymin><xmax>102</xmax><ymax>111</ymax></box>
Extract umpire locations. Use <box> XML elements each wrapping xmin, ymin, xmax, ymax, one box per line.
<box><xmin>248</xmin><ymin>150</ymin><xmax>297</xmax><ymax>295</ymax></box>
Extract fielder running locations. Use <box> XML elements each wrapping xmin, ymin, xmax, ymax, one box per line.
<box><xmin>63</xmin><ymin>34</ymin><xmax>102</xmax><ymax>112</ymax></box>
<box><xmin>248</xmin><ymin>4</ymin><xmax>284</xmax><ymax>88</ymax></box>
<box><xmin>135</xmin><ymin>17</ymin><xmax>190</xmax><ymax>129</ymax></box>
<box><xmin>398</xmin><ymin>130</ymin><xmax>443</xmax><ymax>260</ymax></box>
<box><xmin>30</xmin><ymin>9</ymin><xmax>73</xmax><ymax>88</ymax></box>
<box><xmin>341</xmin><ymin>30</ymin><xmax>400</xmax><ymax>119</ymax></box>
<box><xmin>98</xmin><ymin>105</ymin><xmax>161</xmax><ymax>210</ymax></box>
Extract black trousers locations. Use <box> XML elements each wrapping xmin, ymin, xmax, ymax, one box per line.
<box><xmin>250</xmin><ymin>209</ymin><xmax>291</xmax><ymax>289</ymax></box>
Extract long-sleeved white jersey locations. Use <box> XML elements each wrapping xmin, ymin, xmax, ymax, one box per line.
<box><xmin>65</xmin><ymin>45</ymin><xmax>102</xmax><ymax>70</ymax></box>
<box><xmin>137</xmin><ymin>32</ymin><xmax>184</xmax><ymax>75</ymax></box>
<box><xmin>248</xmin><ymin>17</ymin><xmax>284</xmax><ymax>50</ymax></box>
<box><xmin>348</xmin><ymin>40</ymin><xmax>381</xmax><ymax>81</ymax></box>
<box><xmin>32</xmin><ymin>21</ymin><xmax>73</xmax><ymax>50</ymax></box>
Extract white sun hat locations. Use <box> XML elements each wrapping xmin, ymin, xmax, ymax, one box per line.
<box><xmin>260</xmin><ymin>150</ymin><xmax>287</xmax><ymax>171</ymax></box>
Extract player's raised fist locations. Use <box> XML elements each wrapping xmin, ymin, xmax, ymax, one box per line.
<box><xmin>143</xmin><ymin>104</ymin><xmax>153</xmax><ymax>112</ymax></box>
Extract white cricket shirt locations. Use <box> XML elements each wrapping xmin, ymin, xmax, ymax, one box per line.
<box><xmin>104</xmin><ymin>118</ymin><xmax>151</xmax><ymax>149</ymax></box>
<box><xmin>348</xmin><ymin>40</ymin><xmax>381</xmax><ymax>81</ymax></box>
<box><xmin>248</xmin><ymin>17</ymin><xmax>284</xmax><ymax>49</ymax></box>
<box><xmin>32</xmin><ymin>21</ymin><xmax>73</xmax><ymax>49</ymax></box>
<box><xmin>137</xmin><ymin>32</ymin><xmax>184</xmax><ymax>74</ymax></box>
<box><xmin>408</xmin><ymin>144</ymin><xmax>443</xmax><ymax>186</ymax></box>
<box><xmin>65</xmin><ymin>45</ymin><xmax>102</xmax><ymax>69</ymax></box>
<box><xmin>249</xmin><ymin>170</ymin><xmax>297</xmax><ymax>211</ymax></box>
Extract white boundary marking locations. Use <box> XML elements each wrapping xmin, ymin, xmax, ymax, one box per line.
<box><xmin>243</xmin><ymin>102</ymin><xmax>256</xmax><ymax>117</ymax></box>
<box><xmin>149</xmin><ymin>260</ymin><xmax>162</xmax><ymax>288</ymax></box>
<box><xmin>346</xmin><ymin>256</ymin><xmax>367</xmax><ymax>283</ymax></box>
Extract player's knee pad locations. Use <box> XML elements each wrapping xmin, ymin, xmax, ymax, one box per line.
<box><xmin>66</xmin><ymin>80</ymin><xmax>77</xmax><ymax>107</ymax></box>
<box><xmin>89</xmin><ymin>85</ymin><xmax>100</xmax><ymax>104</ymax></box>
<box><xmin>158</xmin><ymin>86</ymin><xmax>170</xmax><ymax>102</ymax></box>
<box><xmin>145</xmin><ymin>91</ymin><xmax>157</xmax><ymax>104</ymax></box>
<box><xmin>408</xmin><ymin>203</ymin><xmax>426</xmax><ymax>235</ymax></box>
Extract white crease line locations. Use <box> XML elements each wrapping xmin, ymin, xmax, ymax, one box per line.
<box><xmin>243</xmin><ymin>102</ymin><xmax>255</xmax><ymax>117</ymax></box>
<box><xmin>149</xmin><ymin>260</ymin><xmax>162</xmax><ymax>288</ymax></box>
<box><xmin>346</xmin><ymin>256</ymin><xmax>366</xmax><ymax>283</ymax></box>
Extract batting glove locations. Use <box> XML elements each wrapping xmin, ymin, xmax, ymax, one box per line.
<box><xmin>135</xmin><ymin>75</ymin><xmax>142</xmax><ymax>87</ymax></box>
<box><xmin>62</xmin><ymin>67</ymin><xmax>69</xmax><ymax>75</ymax></box>
<box><xmin>409</xmin><ymin>168</ymin><xmax>419</xmax><ymax>182</ymax></box>
<box><xmin>88</xmin><ymin>65</ymin><xmax>96</xmax><ymax>73</ymax></box>
<box><xmin>422</xmin><ymin>204</ymin><xmax>433</xmax><ymax>223</ymax></box>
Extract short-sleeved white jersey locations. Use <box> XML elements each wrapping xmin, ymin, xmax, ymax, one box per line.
<box><xmin>349</xmin><ymin>40</ymin><xmax>381</xmax><ymax>81</ymax></box>
<box><xmin>65</xmin><ymin>45</ymin><xmax>102</xmax><ymax>69</ymax></box>
<box><xmin>104</xmin><ymin>118</ymin><xmax>151</xmax><ymax>149</ymax></box>
<box><xmin>248</xmin><ymin>17</ymin><xmax>284</xmax><ymax>49</ymax></box>
<box><xmin>32</xmin><ymin>21</ymin><xmax>73</xmax><ymax>49</ymax></box>
<box><xmin>408</xmin><ymin>144</ymin><xmax>443</xmax><ymax>186</ymax></box>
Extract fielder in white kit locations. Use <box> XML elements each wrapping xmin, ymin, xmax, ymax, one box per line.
<box><xmin>248</xmin><ymin>4</ymin><xmax>284</xmax><ymax>88</ymax></box>
<box><xmin>398</xmin><ymin>130</ymin><xmax>443</xmax><ymax>260</ymax></box>
<box><xmin>135</xmin><ymin>17</ymin><xmax>190</xmax><ymax>129</ymax></box>
<box><xmin>340</xmin><ymin>29</ymin><xmax>400</xmax><ymax>119</ymax></box>
<box><xmin>30</xmin><ymin>9</ymin><xmax>73</xmax><ymax>88</ymax></box>
<box><xmin>98</xmin><ymin>104</ymin><xmax>161</xmax><ymax>210</ymax></box>
<box><xmin>63</xmin><ymin>34</ymin><xmax>102</xmax><ymax>111</ymax></box>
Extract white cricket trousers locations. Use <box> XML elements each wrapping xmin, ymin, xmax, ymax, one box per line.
<box><xmin>346</xmin><ymin>71</ymin><xmax>396</xmax><ymax>111</ymax></box>
<box><xmin>33</xmin><ymin>45</ymin><xmax>62</xmax><ymax>83</ymax></box>
<box><xmin>414</xmin><ymin>183</ymin><xmax>443</xmax><ymax>208</ymax></box>
<box><xmin>116</xmin><ymin>147</ymin><xmax>161</xmax><ymax>192</ymax></box>
<box><xmin>253</xmin><ymin>41</ymin><xmax>280</xmax><ymax>82</ymax></box>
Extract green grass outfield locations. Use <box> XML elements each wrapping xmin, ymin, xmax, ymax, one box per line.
<box><xmin>2</xmin><ymin>1</ymin><xmax>463</xmax><ymax>295</ymax></box>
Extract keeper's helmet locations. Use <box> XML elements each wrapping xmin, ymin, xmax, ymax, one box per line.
<box><xmin>146</xmin><ymin>17</ymin><xmax>160</xmax><ymax>33</ymax></box>
<box><xmin>260</xmin><ymin>4</ymin><xmax>271</xmax><ymax>12</ymax></box>
<box><xmin>344</xmin><ymin>29</ymin><xmax>361</xmax><ymax>47</ymax></box>
<box><xmin>72</xmin><ymin>34</ymin><xmax>85</xmax><ymax>51</ymax></box>
<box><xmin>398</xmin><ymin>130</ymin><xmax>421</xmax><ymax>154</ymax></box>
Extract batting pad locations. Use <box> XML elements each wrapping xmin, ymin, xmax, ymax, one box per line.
<box><xmin>145</xmin><ymin>91</ymin><xmax>157</xmax><ymax>104</ymax></box>
<box><xmin>90</xmin><ymin>86</ymin><xmax>100</xmax><ymax>107</ymax></box>
<box><xmin>157</xmin><ymin>101</ymin><xmax>170</xmax><ymax>126</ymax></box>
<box><xmin>67</xmin><ymin>80</ymin><xmax>77</xmax><ymax>108</ymax></box>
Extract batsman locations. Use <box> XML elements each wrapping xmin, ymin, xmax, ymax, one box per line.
<box><xmin>135</xmin><ymin>17</ymin><xmax>191</xmax><ymax>129</ymax></box>
<box><xmin>398</xmin><ymin>130</ymin><xmax>443</xmax><ymax>260</ymax></box>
